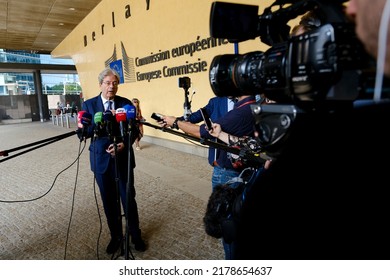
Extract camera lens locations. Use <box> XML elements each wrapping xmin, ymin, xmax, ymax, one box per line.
<box><xmin>209</xmin><ymin>51</ymin><xmax>264</xmax><ymax>97</ymax></box>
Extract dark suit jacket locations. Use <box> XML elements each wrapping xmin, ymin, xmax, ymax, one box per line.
<box><xmin>82</xmin><ymin>93</ymin><xmax>138</xmax><ymax>175</ymax></box>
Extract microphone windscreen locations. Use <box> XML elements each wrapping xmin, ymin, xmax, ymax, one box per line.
<box><xmin>124</xmin><ymin>104</ymin><xmax>136</xmax><ymax>120</ymax></box>
<box><xmin>81</xmin><ymin>112</ymin><xmax>92</xmax><ymax>126</ymax></box>
<box><xmin>94</xmin><ymin>112</ymin><xmax>103</xmax><ymax>124</ymax></box>
<box><xmin>103</xmin><ymin>110</ymin><xmax>114</xmax><ymax>122</ymax></box>
<box><xmin>115</xmin><ymin>108</ymin><xmax>127</xmax><ymax>122</ymax></box>
<box><xmin>77</xmin><ymin>110</ymin><xmax>86</xmax><ymax>128</ymax></box>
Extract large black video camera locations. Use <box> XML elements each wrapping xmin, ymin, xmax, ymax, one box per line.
<box><xmin>209</xmin><ymin>0</ymin><xmax>372</xmax><ymax>103</ymax></box>
<box><xmin>208</xmin><ymin>0</ymin><xmax>378</xmax><ymax>157</ymax></box>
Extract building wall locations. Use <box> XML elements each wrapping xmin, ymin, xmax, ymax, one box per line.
<box><xmin>51</xmin><ymin>0</ymin><xmax>276</xmax><ymax>150</ymax></box>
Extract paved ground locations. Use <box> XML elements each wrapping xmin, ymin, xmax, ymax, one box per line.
<box><xmin>0</xmin><ymin>120</ymin><xmax>224</xmax><ymax>260</ymax></box>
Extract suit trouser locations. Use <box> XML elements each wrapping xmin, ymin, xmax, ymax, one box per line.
<box><xmin>94</xmin><ymin>162</ymin><xmax>141</xmax><ymax>240</ymax></box>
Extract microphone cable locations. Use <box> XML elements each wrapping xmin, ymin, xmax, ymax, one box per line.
<box><xmin>63</xmin><ymin>139</ymin><xmax>87</xmax><ymax>259</ymax></box>
<box><xmin>0</xmin><ymin>140</ymin><xmax>86</xmax><ymax>204</ymax></box>
<box><xmin>0</xmin><ymin>138</ymin><xmax>88</xmax><ymax>259</ymax></box>
<box><xmin>92</xmin><ymin>139</ymin><xmax>104</xmax><ymax>260</ymax></box>
<box><xmin>90</xmin><ymin>135</ymin><xmax>125</xmax><ymax>260</ymax></box>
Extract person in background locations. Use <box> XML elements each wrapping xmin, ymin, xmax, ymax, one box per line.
<box><xmin>79</xmin><ymin>67</ymin><xmax>146</xmax><ymax>255</ymax></box>
<box><xmin>70</xmin><ymin>101</ymin><xmax>77</xmax><ymax>117</ymax></box>
<box><xmin>132</xmin><ymin>98</ymin><xmax>144</xmax><ymax>151</ymax></box>
<box><xmin>65</xmin><ymin>102</ymin><xmax>71</xmax><ymax>113</ymax></box>
<box><xmin>56</xmin><ymin>101</ymin><xmax>63</xmax><ymax>115</ymax></box>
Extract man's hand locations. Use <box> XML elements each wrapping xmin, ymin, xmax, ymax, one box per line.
<box><xmin>106</xmin><ymin>142</ymin><xmax>125</xmax><ymax>156</ymax></box>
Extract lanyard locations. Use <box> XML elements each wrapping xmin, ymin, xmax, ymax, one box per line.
<box><xmin>236</xmin><ymin>99</ymin><xmax>256</xmax><ymax>109</ymax></box>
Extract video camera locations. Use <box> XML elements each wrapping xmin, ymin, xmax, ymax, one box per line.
<box><xmin>208</xmin><ymin>0</ymin><xmax>379</xmax><ymax>157</ymax></box>
<box><xmin>179</xmin><ymin>76</ymin><xmax>191</xmax><ymax>90</ymax></box>
<box><xmin>209</xmin><ymin>0</ymin><xmax>373</xmax><ymax>102</ymax></box>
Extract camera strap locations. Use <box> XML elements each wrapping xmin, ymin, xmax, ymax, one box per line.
<box><xmin>235</xmin><ymin>100</ymin><xmax>256</xmax><ymax>109</ymax></box>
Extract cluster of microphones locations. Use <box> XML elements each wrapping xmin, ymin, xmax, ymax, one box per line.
<box><xmin>77</xmin><ymin>104</ymin><xmax>137</xmax><ymax>141</ymax></box>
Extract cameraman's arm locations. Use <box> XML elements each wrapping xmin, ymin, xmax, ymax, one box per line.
<box><xmin>209</xmin><ymin>123</ymin><xmax>239</xmax><ymax>144</ymax></box>
<box><xmin>162</xmin><ymin>115</ymin><xmax>201</xmax><ymax>138</ymax></box>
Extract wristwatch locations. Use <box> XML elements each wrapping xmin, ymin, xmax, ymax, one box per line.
<box><xmin>172</xmin><ymin>118</ymin><xmax>180</xmax><ymax>130</ymax></box>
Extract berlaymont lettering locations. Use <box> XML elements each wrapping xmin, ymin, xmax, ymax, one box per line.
<box><xmin>83</xmin><ymin>4</ymin><xmax>132</xmax><ymax>47</ymax></box>
<box><xmin>82</xmin><ymin>1</ymin><xmax>230</xmax><ymax>84</ymax></box>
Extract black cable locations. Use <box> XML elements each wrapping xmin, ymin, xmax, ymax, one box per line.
<box><xmin>0</xmin><ymin>132</ymin><xmax>89</xmax><ymax>259</ymax></box>
<box><xmin>0</xmin><ymin>140</ymin><xmax>85</xmax><ymax>204</ymax></box>
<box><xmin>91</xmin><ymin>136</ymin><xmax>104</xmax><ymax>260</ymax></box>
<box><xmin>63</xmin><ymin>140</ymin><xmax>86</xmax><ymax>259</ymax></box>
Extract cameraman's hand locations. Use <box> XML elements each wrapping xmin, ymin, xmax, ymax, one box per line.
<box><xmin>209</xmin><ymin>123</ymin><xmax>221</xmax><ymax>138</ymax></box>
<box><xmin>162</xmin><ymin>115</ymin><xmax>176</xmax><ymax>128</ymax></box>
<box><xmin>209</xmin><ymin>123</ymin><xmax>232</xmax><ymax>144</ymax></box>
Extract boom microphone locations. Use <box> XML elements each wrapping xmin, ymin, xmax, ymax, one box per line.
<box><xmin>103</xmin><ymin>110</ymin><xmax>114</xmax><ymax>137</ymax></box>
<box><xmin>115</xmin><ymin>108</ymin><xmax>128</xmax><ymax>137</ymax></box>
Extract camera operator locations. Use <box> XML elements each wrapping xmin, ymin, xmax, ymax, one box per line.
<box><xmin>178</xmin><ymin>96</ymin><xmax>235</xmax><ymax>180</ymax></box>
<box><xmin>346</xmin><ymin>0</ymin><xmax>390</xmax><ymax>76</ymax></box>
<box><xmin>157</xmin><ymin>93</ymin><xmax>256</xmax><ymax>259</ymax></box>
<box><xmin>232</xmin><ymin>2</ymin><xmax>390</xmax><ymax>260</ymax></box>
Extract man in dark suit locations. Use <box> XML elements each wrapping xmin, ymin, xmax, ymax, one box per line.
<box><xmin>80</xmin><ymin>67</ymin><xmax>146</xmax><ymax>254</ymax></box>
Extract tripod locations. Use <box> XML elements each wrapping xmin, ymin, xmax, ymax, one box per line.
<box><xmin>179</xmin><ymin>76</ymin><xmax>192</xmax><ymax>120</ymax></box>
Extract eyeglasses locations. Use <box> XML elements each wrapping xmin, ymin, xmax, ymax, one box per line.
<box><xmin>133</xmin><ymin>100</ymin><xmax>139</xmax><ymax>103</ymax></box>
<box><xmin>102</xmin><ymin>81</ymin><xmax>119</xmax><ymax>86</ymax></box>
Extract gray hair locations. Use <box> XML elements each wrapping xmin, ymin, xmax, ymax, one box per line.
<box><xmin>98</xmin><ymin>67</ymin><xmax>120</xmax><ymax>84</ymax></box>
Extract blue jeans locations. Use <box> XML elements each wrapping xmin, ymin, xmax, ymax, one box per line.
<box><xmin>211</xmin><ymin>166</ymin><xmax>241</xmax><ymax>191</ymax></box>
<box><xmin>211</xmin><ymin>166</ymin><xmax>241</xmax><ymax>259</ymax></box>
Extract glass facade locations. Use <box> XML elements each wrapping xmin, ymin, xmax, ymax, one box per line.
<box><xmin>0</xmin><ymin>50</ymin><xmax>80</xmax><ymax>123</ymax></box>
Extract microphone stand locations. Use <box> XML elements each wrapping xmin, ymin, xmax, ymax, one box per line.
<box><xmin>182</xmin><ymin>84</ymin><xmax>192</xmax><ymax>121</ymax></box>
<box><xmin>111</xmin><ymin>135</ymin><xmax>124</xmax><ymax>259</ymax></box>
<box><xmin>124</xmin><ymin>120</ymin><xmax>134</xmax><ymax>260</ymax></box>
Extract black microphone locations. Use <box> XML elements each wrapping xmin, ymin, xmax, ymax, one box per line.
<box><xmin>115</xmin><ymin>108</ymin><xmax>127</xmax><ymax>138</ymax></box>
<box><xmin>103</xmin><ymin>110</ymin><xmax>114</xmax><ymax>137</ymax></box>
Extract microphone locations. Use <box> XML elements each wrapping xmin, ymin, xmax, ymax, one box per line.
<box><xmin>77</xmin><ymin>110</ymin><xmax>86</xmax><ymax>129</ymax></box>
<box><xmin>124</xmin><ymin>104</ymin><xmax>136</xmax><ymax>128</ymax></box>
<box><xmin>77</xmin><ymin>111</ymin><xmax>92</xmax><ymax>142</ymax></box>
<box><xmin>103</xmin><ymin>110</ymin><xmax>114</xmax><ymax>136</ymax></box>
<box><xmin>93</xmin><ymin>112</ymin><xmax>104</xmax><ymax>137</ymax></box>
<box><xmin>115</xmin><ymin>108</ymin><xmax>127</xmax><ymax>137</ymax></box>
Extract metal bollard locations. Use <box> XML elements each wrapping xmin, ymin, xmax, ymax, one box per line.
<box><xmin>65</xmin><ymin>114</ymin><xmax>70</xmax><ymax>128</ymax></box>
<box><xmin>59</xmin><ymin>113</ymin><xmax>64</xmax><ymax>127</ymax></box>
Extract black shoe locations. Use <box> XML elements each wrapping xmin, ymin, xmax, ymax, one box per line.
<box><xmin>106</xmin><ymin>237</ymin><xmax>122</xmax><ymax>254</ymax></box>
<box><xmin>132</xmin><ymin>237</ymin><xmax>146</xmax><ymax>252</ymax></box>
